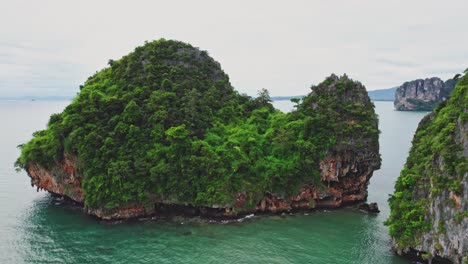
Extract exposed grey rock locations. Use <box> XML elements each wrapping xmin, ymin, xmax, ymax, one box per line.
<box><xmin>413</xmin><ymin>116</ymin><xmax>468</xmax><ymax>264</ymax></box>
<box><xmin>394</xmin><ymin>77</ymin><xmax>457</xmax><ymax>111</ymax></box>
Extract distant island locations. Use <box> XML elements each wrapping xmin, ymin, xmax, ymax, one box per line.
<box><xmin>16</xmin><ymin>39</ymin><xmax>380</xmax><ymax>220</ymax></box>
<box><xmin>367</xmin><ymin>87</ymin><xmax>397</xmax><ymax>101</ymax></box>
<box><xmin>0</xmin><ymin>96</ymin><xmax>74</xmax><ymax>101</ymax></box>
<box><xmin>394</xmin><ymin>77</ymin><xmax>458</xmax><ymax>111</ymax></box>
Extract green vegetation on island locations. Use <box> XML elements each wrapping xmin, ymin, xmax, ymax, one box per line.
<box><xmin>15</xmin><ymin>39</ymin><xmax>379</xmax><ymax>214</ymax></box>
<box><xmin>385</xmin><ymin>71</ymin><xmax>467</xmax><ymax>262</ymax></box>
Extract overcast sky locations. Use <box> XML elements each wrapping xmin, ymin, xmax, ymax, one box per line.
<box><xmin>1</xmin><ymin>0</ymin><xmax>466</xmax><ymax>97</ymax></box>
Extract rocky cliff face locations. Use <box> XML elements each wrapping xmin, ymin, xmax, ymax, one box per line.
<box><xmin>394</xmin><ymin>77</ymin><xmax>457</xmax><ymax>111</ymax></box>
<box><xmin>387</xmin><ymin>74</ymin><xmax>467</xmax><ymax>263</ymax></box>
<box><xmin>27</xmin><ymin>155</ymin><xmax>83</xmax><ymax>203</ymax></box>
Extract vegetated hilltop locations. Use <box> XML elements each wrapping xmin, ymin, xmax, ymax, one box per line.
<box><xmin>16</xmin><ymin>39</ymin><xmax>380</xmax><ymax>219</ymax></box>
<box><xmin>394</xmin><ymin>77</ymin><xmax>458</xmax><ymax>111</ymax></box>
<box><xmin>386</xmin><ymin>72</ymin><xmax>467</xmax><ymax>263</ymax></box>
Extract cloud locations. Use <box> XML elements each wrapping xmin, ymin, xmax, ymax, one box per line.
<box><xmin>375</xmin><ymin>58</ymin><xmax>421</xmax><ymax>68</ymax></box>
<box><xmin>0</xmin><ymin>39</ymin><xmax>86</xmax><ymax>97</ymax></box>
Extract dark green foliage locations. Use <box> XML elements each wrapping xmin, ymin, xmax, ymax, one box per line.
<box><xmin>385</xmin><ymin>72</ymin><xmax>468</xmax><ymax>247</ymax></box>
<box><xmin>405</xmin><ymin>98</ymin><xmax>439</xmax><ymax>111</ymax></box>
<box><xmin>15</xmin><ymin>40</ymin><xmax>379</xmax><ymax>211</ymax></box>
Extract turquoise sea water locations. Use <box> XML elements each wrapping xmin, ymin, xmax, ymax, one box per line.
<box><xmin>0</xmin><ymin>100</ymin><xmax>428</xmax><ymax>264</ymax></box>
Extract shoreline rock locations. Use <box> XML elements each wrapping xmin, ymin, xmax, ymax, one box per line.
<box><xmin>358</xmin><ymin>202</ymin><xmax>380</xmax><ymax>214</ymax></box>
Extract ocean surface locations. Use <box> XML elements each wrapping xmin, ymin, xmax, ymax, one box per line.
<box><xmin>0</xmin><ymin>100</ymin><xmax>428</xmax><ymax>264</ymax></box>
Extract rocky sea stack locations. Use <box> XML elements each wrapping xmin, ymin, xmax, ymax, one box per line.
<box><xmin>394</xmin><ymin>77</ymin><xmax>458</xmax><ymax>111</ymax></box>
<box><xmin>386</xmin><ymin>73</ymin><xmax>467</xmax><ymax>263</ymax></box>
<box><xmin>15</xmin><ymin>39</ymin><xmax>380</xmax><ymax>220</ymax></box>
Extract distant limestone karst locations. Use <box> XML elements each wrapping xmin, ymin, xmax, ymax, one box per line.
<box><xmin>394</xmin><ymin>77</ymin><xmax>458</xmax><ymax>111</ymax></box>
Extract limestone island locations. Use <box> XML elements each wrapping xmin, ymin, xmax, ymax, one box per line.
<box><xmin>394</xmin><ymin>77</ymin><xmax>458</xmax><ymax>111</ymax></box>
<box><xmin>15</xmin><ymin>39</ymin><xmax>380</xmax><ymax>220</ymax></box>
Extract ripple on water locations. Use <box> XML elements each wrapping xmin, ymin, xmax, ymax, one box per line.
<box><xmin>7</xmin><ymin>196</ymin><xmax>412</xmax><ymax>264</ymax></box>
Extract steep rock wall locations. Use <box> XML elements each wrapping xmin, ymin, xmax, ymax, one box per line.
<box><xmin>394</xmin><ymin>77</ymin><xmax>457</xmax><ymax>111</ymax></box>
<box><xmin>27</xmin><ymin>155</ymin><xmax>83</xmax><ymax>203</ymax></box>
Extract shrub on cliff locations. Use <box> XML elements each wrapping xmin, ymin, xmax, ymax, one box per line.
<box><xmin>15</xmin><ymin>39</ymin><xmax>379</xmax><ymax>212</ymax></box>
